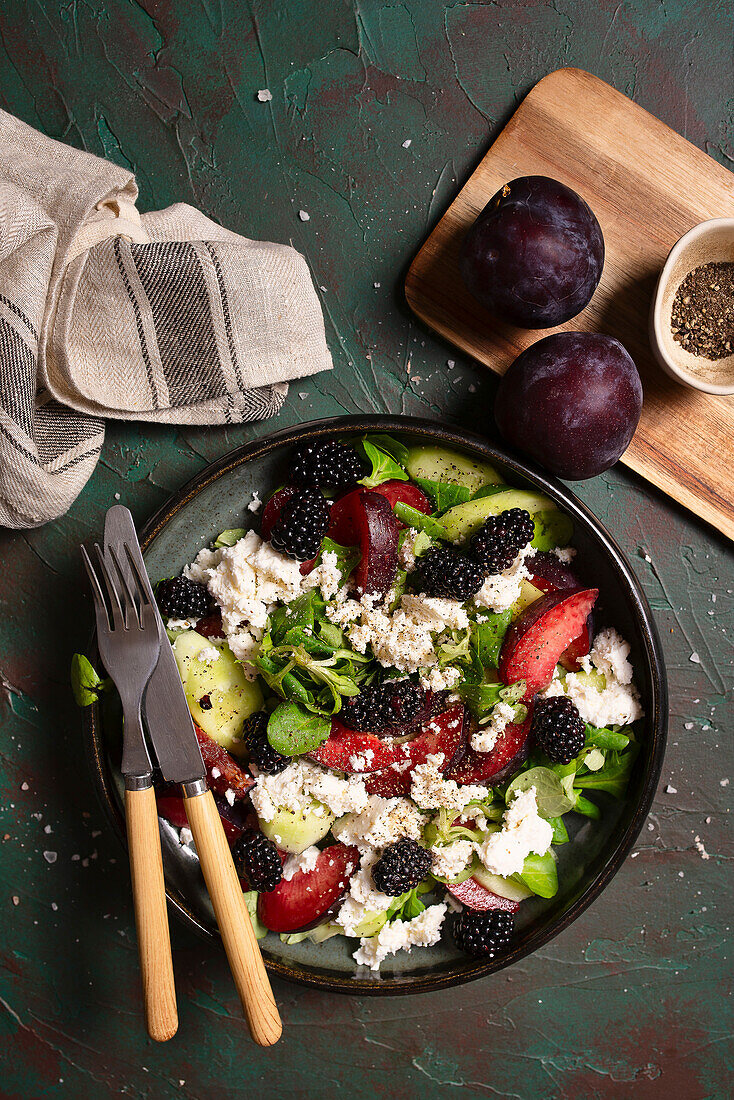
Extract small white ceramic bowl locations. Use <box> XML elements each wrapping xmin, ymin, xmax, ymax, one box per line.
<box><xmin>649</xmin><ymin>218</ymin><xmax>734</xmax><ymax>396</ymax></box>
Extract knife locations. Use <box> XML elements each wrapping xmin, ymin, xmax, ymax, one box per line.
<box><xmin>104</xmin><ymin>506</ymin><xmax>282</xmax><ymax>1047</ymax></box>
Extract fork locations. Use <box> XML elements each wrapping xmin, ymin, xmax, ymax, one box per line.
<box><xmin>81</xmin><ymin>542</ymin><xmax>178</xmax><ymax>1043</ymax></box>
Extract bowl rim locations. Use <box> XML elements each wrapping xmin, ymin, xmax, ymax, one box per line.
<box><xmin>649</xmin><ymin>216</ymin><xmax>734</xmax><ymax>396</ymax></box>
<box><xmin>83</xmin><ymin>414</ymin><xmax>668</xmax><ymax>996</ymax></box>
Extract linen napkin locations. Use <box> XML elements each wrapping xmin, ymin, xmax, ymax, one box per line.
<box><xmin>0</xmin><ymin>109</ymin><xmax>332</xmax><ymax>529</ymax></box>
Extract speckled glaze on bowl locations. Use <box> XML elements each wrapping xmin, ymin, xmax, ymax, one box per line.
<box><xmin>84</xmin><ymin>416</ymin><xmax>667</xmax><ymax>995</ymax></box>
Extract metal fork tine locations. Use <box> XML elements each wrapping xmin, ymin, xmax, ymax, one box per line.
<box><xmin>81</xmin><ymin>544</ymin><xmax>111</xmax><ymax>631</ymax></box>
<box><xmin>124</xmin><ymin>542</ymin><xmax>154</xmax><ymax>610</ymax></box>
<box><xmin>108</xmin><ymin>544</ymin><xmax>140</xmax><ymax>630</ymax></box>
<box><xmin>93</xmin><ymin>543</ymin><xmax>124</xmax><ymax>629</ymax></box>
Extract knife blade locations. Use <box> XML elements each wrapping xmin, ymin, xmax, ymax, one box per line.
<box><xmin>104</xmin><ymin>505</ymin><xmax>205</xmax><ymax>787</ymax></box>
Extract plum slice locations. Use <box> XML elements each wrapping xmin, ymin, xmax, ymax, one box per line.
<box><xmin>364</xmin><ymin>705</ymin><xmax>469</xmax><ymax>797</ymax></box>
<box><xmin>257</xmin><ymin>842</ymin><xmax>360</xmax><ymax>933</ymax></box>
<box><xmin>449</xmin><ymin>713</ymin><xmax>532</xmax><ymax>786</ymax></box>
<box><xmin>446</xmin><ymin>878</ymin><xmax>521</xmax><ymax>913</ymax></box>
<box><xmin>526</xmin><ymin>552</ymin><xmax>594</xmax><ymax>672</ymax></box>
<box><xmin>195</xmin><ymin>725</ymin><xmax>254</xmax><ymax>801</ymax></box>
<box><xmin>310</xmin><ymin>704</ymin><xmax>467</xmax><ymax>787</ymax></box>
<box><xmin>367</xmin><ymin>479</ymin><xmax>433</xmax><ymax>523</ymax></box>
<box><xmin>328</xmin><ymin>488</ymin><xmax>399</xmax><ymax>599</ymax></box>
<box><xmin>155</xmin><ymin>789</ymin><xmax>249</xmax><ymax>844</ymax></box>
<box><xmin>499</xmin><ymin>587</ymin><xmax>599</xmax><ymax>700</ymax></box>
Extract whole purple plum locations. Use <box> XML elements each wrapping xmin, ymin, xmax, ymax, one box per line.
<box><xmin>494</xmin><ymin>332</ymin><xmax>643</xmax><ymax>480</ymax></box>
<box><xmin>459</xmin><ymin>176</ymin><xmax>604</xmax><ymax>327</ymax></box>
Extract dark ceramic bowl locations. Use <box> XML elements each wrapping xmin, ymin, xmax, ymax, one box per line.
<box><xmin>85</xmin><ymin>415</ymin><xmax>667</xmax><ymax>995</ymax></box>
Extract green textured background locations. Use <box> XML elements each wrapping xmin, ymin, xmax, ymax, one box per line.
<box><xmin>0</xmin><ymin>2</ymin><xmax>732</xmax><ymax>1097</ymax></box>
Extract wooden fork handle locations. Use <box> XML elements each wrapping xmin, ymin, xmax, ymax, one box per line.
<box><xmin>125</xmin><ymin>783</ymin><xmax>178</xmax><ymax>1042</ymax></box>
<box><xmin>183</xmin><ymin>787</ymin><xmax>282</xmax><ymax>1047</ymax></box>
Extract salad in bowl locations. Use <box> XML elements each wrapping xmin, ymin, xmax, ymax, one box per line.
<box><xmin>150</xmin><ymin>431</ymin><xmax>645</xmax><ymax>975</ymax></box>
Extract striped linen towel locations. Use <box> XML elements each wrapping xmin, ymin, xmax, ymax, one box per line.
<box><xmin>0</xmin><ymin>109</ymin><xmax>332</xmax><ymax>528</ymax></box>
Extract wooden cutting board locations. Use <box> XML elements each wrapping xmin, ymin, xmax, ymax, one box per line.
<box><xmin>406</xmin><ymin>68</ymin><xmax>734</xmax><ymax>542</ymax></box>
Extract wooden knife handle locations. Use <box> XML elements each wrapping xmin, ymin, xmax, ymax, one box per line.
<box><xmin>125</xmin><ymin>785</ymin><xmax>178</xmax><ymax>1042</ymax></box>
<box><xmin>183</xmin><ymin>788</ymin><xmax>282</xmax><ymax>1047</ymax></box>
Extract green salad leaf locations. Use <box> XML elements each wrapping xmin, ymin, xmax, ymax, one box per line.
<box><xmin>315</xmin><ymin>537</ymin><xmax>361</xmax><ymax>584</ymax></box>
<box><xmin>359</xmin><ymin>439</ymin><xmax>409</xmax><ymax>488</ymax></box>
<box><xmin>531</xmin><ymin>510</ymin><xmax>574</xmax><ymax>551</ymax></box>
<box><xmin>267</xmin><ymin>700</ymin><xmax>331</xmax><ymax>755</ymax></box>
<box><xmin>362</xmin><ymin>433</ymin><xmax>410</xmax><ymax>466</ymax></box>
<box><xmin>243</xmin><ymin>891</ymin><xmax>268</xmax><ymax>939</ymax></box>
<box><xmin>574</xmin><ymin>743</ymin><xmax>639</xmax><ymax>799</ymax></box>
<box><xmin>214</xmin><ymin>527</ymin><xmax>247</xmax><ymax>548</ymax></box>
<box><xmin>393</xmin><ymin>502</ymin><xmax>447</xmax><ymax>538</ymax></box>
<box><xmin>585</xmin><ymin>724</ymin><xmax>632</xmax><ymax>751</ymax></box>
<box><xmin>71</xmin><ymin>654</ymin><xmax>111</xmax><ymax>707</ymax></box>
<box><xmin>514</xmin><ymin>851</ymin><xmax>558</xmax><ymax>898</ymax></box>
<box><xmin>455</xmin><ymin>682</ymin><xmax>503</xmax><ymax>717</ymax></box>
<box><xmin>506</xmin><ymin>766</ymin><xmax>574</xmax><ymax>818</ymax></box>
<box><xmin>412</xmin><ymin>476</ymin><xmax>472</xmax><ymax>513</ymax></box>
<box><xmin>471</xmin><ymin>611</ymin><xmax>512</xmax><ymax>669</ymax></box>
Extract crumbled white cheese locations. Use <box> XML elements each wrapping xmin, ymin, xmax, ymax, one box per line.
<box><xmin>332</xmin><ymin>794</ymin><xmax>428</xmax><ymax>852</ymax></box>
<box><xmin>224</xmin><ymin>788</ymin><xmax>236</xmax><ymax>807</ymax></box>
<box><xmin>475</xmin><ymin>546</ymin><xmax>532</xmax><ymax>613</ymax></box>
<box><xmin>250</xmin><ymin>760</ymin><xmax>369</xmax><ymax>823</ymax></box>
<box><xmin>225</xmin><ymin>627</ymin><xmax>262</xmax><ymax>679</ymax></box>
<box><xmin>542</xmin><ymin>627</ymin><xmax>643</xmax><ymax>727</ymax></box>
<box><xmin>470</xmin><ymin>701</ymin><xmax>516</xmax><ymax>753</ymax></box>
<box><xmin>282</xmin><ymin>845</ymin><xmax>320</xmax><ymax>881</ymax></box>
<box><xmin>334</xmin><ymin>851</ymin><xmax>394</xmax><ymax>936</ymax></box>
<box><xmin>198</xmin><ymin>531</ymin><xmax>303</xmax><ymax>635</ymax></box>
<box><xmin>410</xmin><ymin>754</ymin><xmax>488</xmax><ymax>814</ymax></box>
<box><xmin>552</xmin><ymin>546</ymin><xmax>576</xmax><ymax>564</ymax></box>
<box><xmin>196</xmin><ymin>646</ymin><xmax>221</xmax><ymax>665</ymax></box>
<box><xmin>400</xmin><ymin>595</ymin><xmax>469</xmax><ymax>631</ymax></box>
<box><xmin>582</xmin><ymin>628</ymin><xmax>634</xmax><ymax>686</ymax></box>
<box><xmin>247</xmin><ymin>490</ymin><xmax>262</xmax><ymax>513</ymax></box>
<box><xmin>431</xmin><ymin>839</ymin><xmax>473</xmax><ymax>879</ymax></box>
<box><xmin>476</xmin><ymin>787</ymin><xmax>553</xmax><ymax>878</ymax></box>
<box><xmin>184</xmin><ymin>546</ymin><xmax>223</xmax><ymax>585</ymax></box>
<box><xmin>257</xmin><ymin>88</ymin><xmax>272</xmax><ymax>101</ymax></box>
<box><xmin>353</xmin><ymin>903</ymin><xmax>447</xmax><ymax>970</ymax></box>
<box><xmin>167</xmin><ymin>617</ymin><xmax>199</xmax><ymax>631</ymax></box>
<box><xmin>399</xmin><ymin>528</ymin><xmax>421</xmax><ymax>572</ymax></box>
<box><xmin>330</xmin><ymin>592</ymin><xmax>468</xmax><ymax>675</ymax></box>
<box><xmin>303</xmin><ymin>550</ymin><xmax>342</xmax><ymax>601</ymax></box>
<box><xmin>419</xmin><ymin>665</ymin><xmax>462</xmax><ymax>693</ymax></box>
<box><xmin>348</xmin><ymin>748</ymin><xmax>375</xmax><ymax>773</ymax></box>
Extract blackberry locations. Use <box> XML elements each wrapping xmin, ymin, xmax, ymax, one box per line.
<box><xmin>372</xmin><ymin>838</ymin><xmax>432</xmax><ymax>896</ymax></box>
<box><xmin>156</xmin><ymin>575</ymin><xmax>211</xmax><ymax>619</ymax></box>
<box><xmin>452</xmin><ymin>908</ymin><xmax>514</xmax><ymax>958</ymax></box>
<box><xmin>291</xmin><ymin>439</ymin><xmax>365</xmax><ymax>490</ymax></box>
<box><xmin>242</xmin><ymin>712</ymin><xmax>291</xmax><ymax>774</ymax></box>
<box><xmin>270</xmin><ymin>488</ymin><xmax>330</xmax><ymax>560</ymax></box>
<box><xmin>232</xmin><ymin>829</ymin><xmax>283</xmax><ymax>892</ymax></box>
<box><xmin>341</xmin><ymin>681</ymin><xmax>426</xmax><ymax>733</ymax></box>
<box><xmin>532</xmin><ymin>696</ymin><xmax>586</xmax><ymax>764</ymax></box>
<box><xmin>414</xmin><ymin>546</ymin><xmax>484</xmax><ymax>601</ymax></box>
<box><xmin>470</xmin><ymin>508</ymin><xmax>535</xmax><ymax>575</ymax></box>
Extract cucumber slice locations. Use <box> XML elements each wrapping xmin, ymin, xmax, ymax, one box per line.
<box><xmin>512</xmin><ymin>578</ymin><xmax>546</xmax><ymax>619</ymax></box>
<box><xmin>350</xmin><ymin>910</ymin><xmax>390</xmax><ymax>937</ymax></box>
<box><xmin>404</xmin><ymin>445</ymin><xmax>501</xmax><ymax>492</ymax></box>
<box><xmin>309</xmin><ymin>922</ymin><xmax>343</xmax><ymax>944</ymax></box>
<box><xmin>473</xmin><ymin>867</ymin><xmax>533</xmax><ymax>902</ymax></box>
<box><xmin>563</xmin><ymin>668</ymin><xmax>606</xmax><ymax>692</ymax></box>
<box><xmin>531</xmin><ymin>509</ymin><xmax>574</xmax><ymax>551</ymax></box>
<box><xmin>259</xmin><ymin>801</ymin><xmax>335</xmax><ymax>854</ymax></box>
<box><xmin>173</xmin><ymin>631</ymin><xmax>262</xmax><ymax>755</ymax></box>
<box><xmin>440</xmin><ymin>488</ymin><xmax>561</xmax><ymax>543</ymax></box>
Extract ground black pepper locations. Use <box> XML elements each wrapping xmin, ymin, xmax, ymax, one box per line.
<box><xmin>670</xmin><ymin>261</ymin><xmax>734</xmax><ymax>360</ymax></box>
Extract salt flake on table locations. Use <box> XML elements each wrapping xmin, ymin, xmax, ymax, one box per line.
<box><xmin>43</xmin><ymin>851</ymin><xmax>57</xmax><ymax>863</ymax></box>
<box><xmin>694</xmin><ymin>836</ymin><xmax>710</xmax><ymax>860</ymax></box>
<box><xmin>298</xmin><ymin>210</ymin><xmax>310</xmax><ymax>221</ymax></box>
<box><xmin>665</xmin><ymin>784</ymin><xmax>677</xmax><ymax>794</ymax></box>
<box><xmin>257</xmin><ymin>88</ymin><xmax>272</xmax><ymax>102</ymax></box>
<box><xmin>689</xmin><ymin>652</ymin><xmax>701</xmax><ymax>663</ymax></box>
<box><xmin>402</xmin><ymin>138</ymin><xmax>412</xmax><ymax>148</ymax></box>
